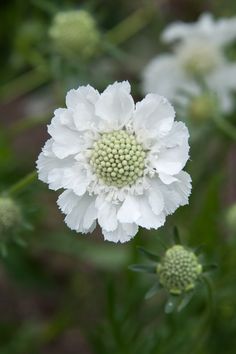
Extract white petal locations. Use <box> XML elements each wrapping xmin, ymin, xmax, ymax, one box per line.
<box><xmin>95</xmin><ymin>81</ymin><xmax>134</xmax><ymax>130</ymax></box>
<box><xmin>134</xmin><ymin>93</ymin><xmax>175</xmax><ymax>141</ymax></box>
<box><xmin>60</xmin><ymin>163</ymin><xmax>91</xmax><ymax>197</ymax></box>
<box><xmin>95</xmin><ymin>196</ymin><xmax>118</xmax><ymax>232</ymax></box>
<box><xmin>160</xmin><ymin>171</ymin><xmax>192</xmax><ymax>215</ymax></box>
<box><xmin>48</xmin><ymin>116</ymin><xmax>83</xmax><ymax>159</ymax></box>
<box><xmin>117</xmin><ymin>195</ymin><xmax>141</xmax><ymax>223</ymax></box>
<box><xmin>57</xmin><ymin>190</ymin><xmax>79</xmax><ymax>214</ymax></box>
<box><xmin>151</xmin><ymin>122</ymin><xmax>190</xmax><ymax>176</ymax></box>
<box><xmin>61</xmin><ymin>193</ymin><xmax>97</xmax><ymax>233</ymax></box>
<box><xmin>103</xmin><ymin>223</ymin><xmax>138</xmax><ymax>243</ymax></box>
<box><xmin>148</xmin><ymin>179</ymin><xmax>164</xmax><ymax>215</ymax></box>
<box><xmin>142</xmin><ymin>55</ymin><xmax>191</xmax><ymax>101</ymax></box>
<box><xmin>66</xmin><ymin>85</ymin><xmax>99</xmax><ymax>109</ymax></box>
<box><xmin>136</xmin><ymin>195</ymin><xmax>166</xmax><ymax>229</ymax></box>
<box><xmin>36</xmin><ymin>139</ymin><xmax>73</xmax><ymax>190</ymax></box>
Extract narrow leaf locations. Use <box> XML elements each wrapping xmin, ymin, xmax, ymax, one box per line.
<box><xmin>137</xmin><ymin>246</ymin><xmax>160</xmax><ymax>262</ymax></box>
<box><xmin>128</xmin><ymin>264</ymin><xmax>156</xmax><ymax>274</ymax></box>
<box><xmin>165</xmin><ymin>295</ymin><xmax>179</xmax><ymax>314</ymax></box>
<box><xmin>173</xmin><ymin>226</ymin><xmax>181</xmax><ymax>245</ymax></box>
<box><xmin>177</xmin><ymin>291</ymin><xmax>194</xmax><ymax>312</ymax></box>
<box><xmin>202</xmin><ymin>264</ymin><xmax>218</xmax><ymax>273</ymax></box>
<box><xmin>145</xmin><ymin>282</ymin><xmax>160</xmax><ymax>300</ymax></box>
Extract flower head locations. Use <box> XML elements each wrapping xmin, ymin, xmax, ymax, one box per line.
<box><xmin>157</xmin><ymin>245</ymin><xmax>202</xmax><ymax>295</ymax></box>
<box><xmin>49</xmin><ymin>10</ymin><xmax>100</xmax><ymax>59</ymax></box>
<box><xmin>142</xmin><ymin>13</ymin><xmax>236</xmax><ymax>114</ymax></box>
<box><xmin>0</xmin><ymin>197</ymin><xmax>21</xmax><ymax>236</ymax></box>
<box><xmin>37</xmin><ymin>81</ymin><xmax>191</xmax><ymax>243</ymax></box>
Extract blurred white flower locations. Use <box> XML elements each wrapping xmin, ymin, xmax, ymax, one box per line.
<box><xmin>37</xmin><ymin>81</ymin><xmax>191</xmax><ymax>243</ymax></box>
<box><xmin>142</xmin><ymin>13</ymin><xmax>236</xmax><ymax>114</ymax></box>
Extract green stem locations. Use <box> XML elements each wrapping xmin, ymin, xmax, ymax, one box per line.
<box><xmin>4</xmin><ymin>171</ymin><xmax>37</xmax><ymax>196</ymax></box>
<box><xmin>0</xmin><ymin>67</ymin><xmax>50</xmax><ymax>105</ymax></box>
<box><xmin>105</xmin><ymin>6</ymin><xmax>155</xmax><ymax>45</ymax></box>
<box><xmin>213</xmin><ymin>114</ymin><xmax>236</xmax><ymax>141</ymax></box>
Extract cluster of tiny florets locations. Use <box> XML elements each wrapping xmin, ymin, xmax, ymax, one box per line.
<box><xmin>0</xmin><ymin>197</ymin><xmax>21</xmax><ymax>235</ymax></box>
<box><xmin>49</xmin><ymin>10</ymin><xmax>100</xmax><ymax>59</ymax></box>
<box><xmin>157</xmin><ymin>245</ymin><xmax>202</xmax><ymax>295</ymax></box>
<box><xmin>90</xmin><ymin>130</ymin><xmax>146</xmax><ymax>187</ymax></box>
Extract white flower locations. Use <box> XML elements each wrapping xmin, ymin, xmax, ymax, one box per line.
<box><xmin>142</xmin><ymin>13</ymin><xmax>236</xmax><ymax>114</ymax></box>
<box><xmin>37</xmin><ymin>81</ymin><xmax>191</xmax><ymax>243</ymax></box>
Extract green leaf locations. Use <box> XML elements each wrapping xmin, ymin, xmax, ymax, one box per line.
<box><xmin>137</xmin><ymin>246</ymin><xmax>160</xmax><ymax>262</ymax></box>
<box><xmin>128</xmin><ymin>264</ymin><xmax>157</xmax><ymax>274</ymax></box>
<box><xmin>177</xmin><ymin>291</ymin><xmax>194</xmax><ymax>312</ymax></box>
<box><xmin>173</xmin><ymin>226</ymin><xmax>181</xmax><ymax>245</ymax></box>
<box><xmin>145</xmin><ymin>282</ymin><xmax>161</xmax><ymax>299</ymax></box>
<box><xmin>202</xmin><ymin>264</ymin><xmax>218</xmax><ymax>273</ymax></box>
<box><xmin>165</xmin><ymin>295</ymin><xmax>179</xmax><ymax>314</ymax></box>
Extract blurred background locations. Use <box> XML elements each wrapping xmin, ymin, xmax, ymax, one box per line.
<box><xmin>0</xmin><ymin>0</ymin><xmax>236</xmax><ymax>353</ymax></box>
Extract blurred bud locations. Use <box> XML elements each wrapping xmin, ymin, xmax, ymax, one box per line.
<box><xmin>49</xmin><ymin>10</ymin><xmax>100</xmax><ymax>60</ymax></box>
<box><xmin>226</xmin><ymin>203</ymin><xmax>236</xmax><ymax>231</ymax></box>
<box><xmin>157</xmin><ymin>245</ymin><xmax>202</xmax><ymax>295</ymax></box>
<box><xmin>0</xmin><ymin>197</ymin><xmax>22</xmax><ymax>236</ymax></box>
<box><xmin>188</xmin><ymin>94</ymin><xmax>217</xmax><ymax>121</ymax></box>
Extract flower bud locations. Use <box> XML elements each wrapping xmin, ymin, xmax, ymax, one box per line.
<box><xmin>49</xmin><ymin>10</ymin><xmax>100</xmax><ymax>59</ymax></box>
<box><xmin>0</xmin><ymin>197</ymin><xmax>22</xmax><ymax>236</ymax></box>
<box><xmin>157</xmin><ymin>245</ymin><xmax>202</xmax><ymax>295</ymax></box>
<box><xmin>226</xmin><ymin>203</ymin><xmax>236</xmax><ymax>231</ymax></box>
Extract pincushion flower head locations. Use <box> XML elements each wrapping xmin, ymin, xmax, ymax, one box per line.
<box><xmin>142</xmin><ymin>13</ymin><xmax>236</xmax><ymax>114</ymax></box>
<box><xmin>37</xmin><ymin>81</ymin><xmax>191</xmax><ymax>243</ymax></box>
<box><xmin>49</xmin><ymin>10</ymin><xmax>100</xmax><ymax>60</ymax></box>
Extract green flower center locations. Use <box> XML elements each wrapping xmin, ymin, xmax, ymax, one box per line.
<box><xmin>157</xmin><ymin>245</ymin><xmax>202</xmax><ymax>295</ymax></box>
<box><xmin>90</xmin><ymin>130</ymin><xmax>146</xmax><ymax>188</ymax></box>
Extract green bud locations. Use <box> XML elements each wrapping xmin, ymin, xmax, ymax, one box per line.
<box><xmin>157</xmin><ymin>245</ymin><xmax>202</xmax><ymax>295</ymax></box>
<box><xmin>49</xmin><ymin>10</ymin><xmax>100</xmax><ymax>59</ymax></box>
<box><xmin>226</xmin><ymin>203</ymin><xmax>236</xmax><ymax>231</ymax></box>
<box><xmin>0</xmin><ymin>197</ymin><xmax>22</xmax><ymax>236</ymax></box>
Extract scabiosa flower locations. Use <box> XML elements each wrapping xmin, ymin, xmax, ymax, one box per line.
<box><xmin>157</xmin><ymin>245</ymin><xmax>202</xmax><ymax>295</ymax></box>
<box><xmin>142</xmin><ymin>13</ymin><xmax>236</xmax><ymax>114</ymax></box>
<box><xmin>37</xmin><ymin>81</ymin><xmax>191</xmax><ymax>243</ymax></box>
<box><xmin>49</xmin><ymin>10</ymin><xmax>100</xmax><ymax>59</ymax></box>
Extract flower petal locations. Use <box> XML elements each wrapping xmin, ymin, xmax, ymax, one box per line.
<box><xmin>133</xmin><ymin>93</ymin><xmax>175</xmax><ymax>140</ymax></box>
<box><xmin>36</xmin><ymin>139</ymin><xmax>73</xmax><ymax>190</ymax></box>
<box><xmin>95</xmin><ymin>196</ymin><xmax>118</xmax><ymax>232</ymax></box>
<box><xmin>103</xmin><ymin>223</ymin><xmax>138</xmax><ymax>243</ymax></box>
<box><xmin>48</xmin><ymin>113</ymin><xmax>84</xmax><ymax>159</ymax></box>
<box><xmin>117</xmin><ymin>195</ymin><xmax>141</xmax><ymax>223</ymax></box>
<box><xmin>58</xmin><ymin>192</ymin><xmax>97</xmax><ymax>233</ymax></box>
<box><xmin>95</xmin><ymin>81</ymin><xmax>134</xmax><ymax>130</ymax></box>
<box><xmin>159</xmin><ymin>171</ymin><xmax>192</xmax><ymax>215</ymax></box>
<box><xmin>151</xmin><ymin>122</ymin><xmax>190</xmax><ymax>176</ymax></box>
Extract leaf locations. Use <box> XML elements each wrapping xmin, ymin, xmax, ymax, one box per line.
<box><xmin>145</xmin><ymin>282</ymin><xmax>161</xmax><ymax>300</ymax></box>
<box><xmin>194</xmin><ymin>244</ymin><xmax>205</xmax><ymax>255</ymax></box>
<box><xmin>202</xmin><ymin>264</ymin><xmax>218</xmax><ymax>273</ymax></box>
<box><xmin>137</xmin><ymin>246</ymin><xmax>160</xmax><ymax>262</ymax></box>
<box><xmin>128</xmin><ymin>264</ymin><xmax>157</xmax><ymax>274</ymax></box>
<box><xmin>177</xmin><ymin>291</ymin><xmax>194</xmax><ymax>312</ymax></box>
<box><xmin>0</xmin><ymin>243</ymin><xmax>8</xmax><ymax>258</ymax></box>
<box><xmin>173</xmin><ymin>226</ymin><xmax>181</xmax><ymax>245</ymax></box>
<box><xmin>165</xmin><ymin>295</ymin><xmax>179</xmax><ymax>314</ymax></box>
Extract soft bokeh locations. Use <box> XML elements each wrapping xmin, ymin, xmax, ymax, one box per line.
<box><xmin>0</xmin><ymin>1</ymin><xmax>236</xmax><ymax>353</ymax></box>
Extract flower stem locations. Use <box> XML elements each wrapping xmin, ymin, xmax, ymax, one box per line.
<box><xmin>213</xmin><ymin>114</ymin><xmax>236</xmax><ymax>141</ymax></box>
<box><xmin>105</xmin><ymin>6</ymin><xmax>155</xmax><ymax>45</ymax></box>
<box><xmin>4</xmin><ymin>171</ymin><xmax>37</xmax><ymax>197</ymax></box>
<box><xmin>0</xmin><ymin>66</ymin><xmax>50</xmax><ymax>105</ymax></box>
